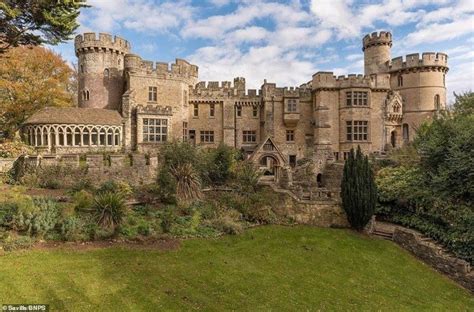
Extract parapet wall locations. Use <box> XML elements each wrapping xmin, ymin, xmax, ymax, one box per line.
<box><xmin>312</xmin><ymin>72</ymin><xmax>390</xmax><ymax>90</ymax></box>
<box><xmin>389</xmin><ymin>53</ymin><xmax>448</xmax><ymax>72</ymax></box>
<box><xmin>21</xmin><ymin>154</ymin><xmax>158</xmax><ymax>187</ymax></box>
<box><xmin>75</xmin><ymin>33</ymin><xmax>131</xmax><ymax>55</ymax></box>
<box><xmin>124</xmin><ymin>54</ymin><xmax>198</xmax><ymax>79</ymax></box>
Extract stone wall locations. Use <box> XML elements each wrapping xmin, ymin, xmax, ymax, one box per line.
<box><xmin>21</xmin><ymin>154</ymin><xmax>158</xmax><ymax>187</ymax></box>
<box><xmin>264</xmin><ymin>184</ymin><xmax>348</xmax><ymax>228</ymax></box>
<box><xmin>393</xmin><ymin>227</ymin><xmax>473</xmax><ymax>292</ymax></box>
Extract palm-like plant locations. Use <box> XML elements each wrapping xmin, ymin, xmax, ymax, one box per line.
<box><xmin>170</xmin><ymin>163</ymin><xmax>202</xmax><ymax>205</ymax></box>
<box><xmin>93</xmin><ymin>191</ymin><xmax>126</xmax><ymax>229</ymax></box>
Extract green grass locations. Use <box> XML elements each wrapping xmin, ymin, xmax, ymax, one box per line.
<box><xmin>0</xmin><ymin>226</ymin><xmax>472</xmax><ymax>311</ymax></box>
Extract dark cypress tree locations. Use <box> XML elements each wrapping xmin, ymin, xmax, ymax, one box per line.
<box><xmin>341</xmin><ymin>146</ymin><xmax>377</xmax><ymax>230</ymax></box>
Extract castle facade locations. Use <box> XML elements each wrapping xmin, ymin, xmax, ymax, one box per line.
<box><xmin>23</xmin><ymin>31</ymin><xmax>448</xmax><ymax>178</ymax></box>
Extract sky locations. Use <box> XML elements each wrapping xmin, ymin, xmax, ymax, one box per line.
<box><xmin>51</xmin><ymin>0</ymin><xmax>474</xmax><ymax>103</ymax></box>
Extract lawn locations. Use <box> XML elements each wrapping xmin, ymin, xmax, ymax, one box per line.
<box><xmin>0</xmin><ymin>226</ymin><xmax>472</xmax><ymax>311</ymax></box>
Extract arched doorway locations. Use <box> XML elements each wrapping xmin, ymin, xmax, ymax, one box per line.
<box><xmin>259</xmin><ymin>155</ymin><xmax>279</xmax><ymax>177</ymax></box>
<box><xmin>316</xmin><ymin>173</ymin><xmax>323</xmax><ymax>187</ymax></box>
<box><xmin>391</xmin><ymin>130</ymin><xmax>397</xmax><ymax>148</ymax></box>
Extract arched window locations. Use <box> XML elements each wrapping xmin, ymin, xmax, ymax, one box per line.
<box><xmin>434</xmin><ymin>94</ymin><xmax>440</xmax><ymax>110</ymax></box>
<box><xmin>403</xmin><ymin>123</ymin><xmax>409</xmax><ymax>142</ymax></box>
<box><xmin>58</xmin><ymin>127</ymin><xmax>65</xmax><ymax>145</ymax></box>
<box><xmin>104</xmin><ymin>68</ymin><xmax>109</xmax><ymax>78</ymax></box>
<box><xmin>36</xmin><ymin>128</ymin><xmax>41</xmax><ymax>146</ymax></box>
<box><xmin>397</xmin><ymin>75</ymin><xmax>403</xmax><ymax>87</ymax></box>
<box><xmin>66</xmin><ymin>127</ymin><xmax>73</xmax><ymax>146</ymax></box>
<box><xmin>91</xmin><ymin>128</ymin><xmax>98</xmax><ymax>145</ymax></box>
<box><xmin>114</xmin><ymin>129</ymin><xmax>120</xmax><ymax>146</ymax></box>
<box><xmin>42</xmin><ymin>128</ymin><xmax>48</xmax><ymax>146</ymax></box>
<box><xmin>86</xmin><ymin>90</ymin><xmax>90</xmax><ymax>101</ymax></box>
<box><xmin>118</xmin><ymin>59</ymin><xmax>121</xmax><ymax>66</ymax></box>
<box><xmin>83</xmin><ymin>128</ymin><xmax>90</xmax><ymax>146</ymax></box>
<box><xmin>74</xmin><ymin>128</ymin><xmax>81</xmax><ymax>146</ymax></box>
<box><xmin>99</xmin><ymin>128</ymin><xmax>106</xmax><ymax>146</ymax></box>
<box><xmin>107</xmin><ymin>128</ymin><xmax>114</xmax><ymax>146</ymax></box>
<box><xmin>80</xmin><ymin>64</ymin><xmax>84</xmax><ymax>73</ymax></box>
<box><xmin>393</xmin><ymin>104</ymin><xmax>400</xmax><ymax>113</ymax></box>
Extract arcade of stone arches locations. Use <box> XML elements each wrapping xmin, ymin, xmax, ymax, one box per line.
<box><xmin>24</xmin><ymin>124</ymin><xmax>123</xmax><ymax>149</ymax></box>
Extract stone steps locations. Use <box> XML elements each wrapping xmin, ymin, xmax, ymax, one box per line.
<box><xmin>372</xmin><ymin>230</ymin><xmax>393</xmax><ymax>240</ymax></box>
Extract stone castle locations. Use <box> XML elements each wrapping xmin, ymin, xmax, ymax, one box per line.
<box><xmin>23</xmin><ymin>31</ymin><xmax>448</xmax><ymax>182</ymax></box>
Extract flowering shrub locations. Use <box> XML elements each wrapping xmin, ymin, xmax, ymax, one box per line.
<box><xmin>0</xmin><ymin>141</ymin><xmax>33</xmax><ymax>158</ymax></box>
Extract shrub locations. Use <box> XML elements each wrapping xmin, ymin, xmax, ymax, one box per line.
<box><xmin>72</xmin><ymin>190</ymin><xmax>94</xmax><ymax>212</ymax></box>
<box><xmin>170</xmin><ymin>163</ymin><xmax>202</xmax><ymax>205</ymax></box>
<box><xmin>160</xmin><ymin>206</ymin><xmax>176</xmax><ymax>234</ymax></box>
<box><xmin>233</xmin><ymin>161</ymin><xmax>261</xmax><ymax>193</ymax></box>
<box><xmin>211</xmin><ymin>216</ymin><xmax>243</xmax><ymax>235</ymax></box>
<box><xmin>0</xmin><ymin>141</ymin><xmax>34</xmax><ymax>158</ymax></box>
<box><xmin>60</xmin><ymin>215</ymin><xmax>84</xmax><ymax>241</ymax></box>
<box><xmin>92</xmin><ymin>192</ymin><xmax>126</xmax><ymax>230</ymax></box>
<box><xmin>157</xmin><ymin>167</ymin><xmax>177</xmax><ymax>204</ymax></box>
<box><xmin>204</xmin><ymin>143</ymin><xmax>238</xmax><ymax>185</ymax></box>
<box><xmin>1</xmin><ymin>234</ymin><xmax>34</xmax><ymax>251</ymax></box>
<box><xmin>3</xmin><ymin>197</ymin><xmax>60</xmax><ymax>236</ymax></box>
<box><xmin>96</xmin><ymin>180</ymin><xmax>133</xmax><ymax>198</ymax></box>
<box><xmin>341</xmin><ymin>147</ymin><xmax>377</xmax><ymax>230</ymax></box>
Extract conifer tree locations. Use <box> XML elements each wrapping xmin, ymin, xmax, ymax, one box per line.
<box><xmin>341</xmin><ymin>146</ymin><xmax>377</xmax><ymax>230</ymax></box>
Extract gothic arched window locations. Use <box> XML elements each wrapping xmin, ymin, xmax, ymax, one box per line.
<box><xmin>104</xmin><ymin>68</ymin><xmax>109</xmax><ymax>78</ymax></box>
<box><xmin>397</xmin><ymin>75</ymin><xmax>403</xmax><ymax>87</ymax></box>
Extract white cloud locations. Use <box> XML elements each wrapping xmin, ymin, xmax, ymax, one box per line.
<box><xmin>404</xmin><ymin>16</ymin><xmax>474</xmax><ymax>46</ymax></box>
<box><xmin>82</xmin><ymin>0</ymin><xmax>193</xmax><ymax>33</ymax></box>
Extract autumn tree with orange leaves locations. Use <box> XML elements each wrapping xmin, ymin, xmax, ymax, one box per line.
<box><xmin>0</xmin><ymin>46</ymin><xmax>75</xmax><ymax>139</ymax></box>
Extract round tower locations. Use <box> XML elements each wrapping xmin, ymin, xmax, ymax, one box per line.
<box><xmin>74</xmin><ymin>33</ymin><xmax>131</xmax><ymax>110</ymax></box>
<box><xmin>388</xmin><ymin>52</ymin><xmax>448</xmax><ymax>142</ymax></box>
<box><xmin>363</xmin><ymin>31</ymin><xmax>392</xmax><ymax>76</ymax></box>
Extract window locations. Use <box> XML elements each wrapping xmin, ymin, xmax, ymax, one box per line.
<box><xmin>346</xmin><ymin>120</ymin><xmax>368</xmax><ymax>141</ymax></box>
<box><xmin>286</xmin><ymin>99</ymin><xmax>297</xmax><ymax>112</ymax></box>
<box><xmin>80</xmin><ymin>64</ymin><xmax>84</xmax><ymax>73</ymax></box>
<box><xmin>286</xmin><ymin>130</ymin><xmax>295</xmax><ymax>142</ymax></box>
<box><xmin>443</xmin><ymin>74</ymin><xmax>445</xmax><ymax>86</ymax></box>
<box><xmin>104</xmin><ymin>68</ymin><xmax>109</xmax><ymax>78</ymax></box>
<box><xmin>289</xmin><ymin>155</ymin><xmax>297</xmax><ymax>168</ymax></box>
<box><xmin>403</xmin><ymin>123</ymin><xmax>409</xmax><ymax>142</ymax></box>
<box><xmin>242</xmin><ymin>130</ymin><xmax>256</xmax><ymax>143</ymax></box>
<box><xmin>142</xmin><ymin>118</ymin><xmax>168</xmax><ymax>143</ymax></box>
<box><xmin>82</xmin><ymin>90</ymin><xmax>90</xmax><ymax>101</ymax></box>
<box><xmin>118</xmin><ymin>59</ymin><xmax>121</xmax><ymax>66</ymax></box>
<box><xmin>210</xmin><ymin>103</ymin><xmax>215</xmax><ymax>117</ymax></box>
<box><xmin>148</xmin><ymin>86</ymin><xmax>157</xmax><ymax>102</ymax></box>
<box><xmin>343</xmin><ymin>152</ymin><xmax>350</xmax><ymax>160</ymax></box>
<box><xmin>252</xmin><ymin>106</ymin><xmax>258</xmax><ymax>117</ymax></box>
<box><xmin>393</xmin><ymin>104</ymin><xmax>400</xmax><ymax>113</ymax></box>
<box><xmin>397</xmin><ymin>75</ymin><xmax>403</xmax><ymax>87</ymax></box>
<box><xmin>333</xmin><ymin>152</ymin><xmax>339</xmax><ymax>161</ymax></box>
<box><xmin>346</xmin><ymin>91</ymin><xmax>368</xmax><ymax>106</ymax></box>
<box><xmin>193</xmin><ymin>104</ymin><xmax>199</xmax><ymax>117</ymax></box>
<box><xmin>346</xmin><ymin>92</ymin><xmax>352</xmax><ymax>106</ymax></box>
<box><xmin>236</xmin><ymin>106</ymin><xmax>242</xmax><ymax>117</ymax></box>
<box><xmin>200</xmin><ymin>130</ymin><xmax>214</xmax><ymax>143</ymax></box>
<box><xmin>182</xmin><ymin>122</ymin><xmax>188</xmax><ymax>141</ymax></box>
<box><xmin>434</xmin><ymin>94</ymin><xmax>440</xmax><ymax>110</ymax></box>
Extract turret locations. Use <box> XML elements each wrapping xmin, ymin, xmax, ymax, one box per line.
<box><xmin>74</xmin><ymin>33</ymin><xmax>131</xmax><ymax>110</ymax></box>
<box><xmin>363</xmin><ymin>31</ymin><xmax>392</xmax><ymax>76</ymax></box>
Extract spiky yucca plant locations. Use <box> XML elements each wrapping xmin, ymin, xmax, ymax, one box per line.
<box><xmin>93</xmin><ymin>191</ymin><xmax>126</xmax><ymax>229</ymax></box>
<box><xmin>170</xmin><ymin>163</ymin><xmax>202</xmax><ymax>205</ymax></box>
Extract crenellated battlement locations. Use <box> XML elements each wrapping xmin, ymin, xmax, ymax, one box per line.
<box><xmin>191</xmin><ymin>77</ymin><xmax>254</xmax><ymax>97</ymax></box>
<box><xmin>124</xmin><ymin>54</ymin><xmax>198</xmax><ymax>79</ymax></box>
<box><xmin>389</xmin><ymin>52</ymin><xmax>448</xmax><ymax>72</ymax></box>
<box><xmin>74</xmin><ymin>32</ymin><xmax>131</xmax><ymax>55</ymax></box>
<box><xmin>136</xmin><ymin>104</ymin><xmax>173</xmax><ymax>116</ymax></box>
<box><xmin>362</xmin><ymin>31</ymin><xmax>392</xmax><ymax>51</ymax></box>
<box><xmin>312</xmin><ymin>72</ymin><xmax>390</xmax><ymax>90</ymax></box>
